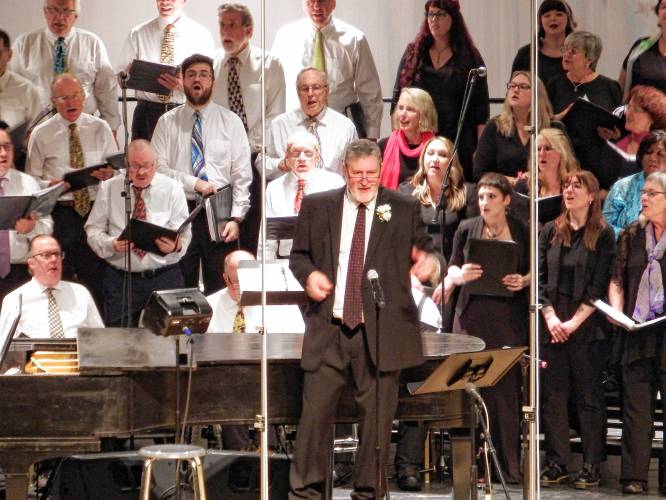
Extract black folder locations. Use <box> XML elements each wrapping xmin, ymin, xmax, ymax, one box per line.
<box><xmin>0</xmin><ymin>183</ymin><xmax>66</xmax><ymax>230</ymax></box>
<box><xmin>125</xmin><ymin>59</ymin><xmax>179</xmax><ymax>95</ymax></box>
<box><xmin>62</xmin><ymin>153</ymin><xmax>125</xmax><ymax>191</ymax></box>
<box><xmin>465</xmin><ymin>238</ymin><xmax>518</xmax><ymax>298</ymax></box>
<box><xmin>562</xmin><ymin>98</ymin><xmax>622</xmax><ymax>139</ymax></box>
<box><xmin>511</xmin><ymin>192</ymin><xmax>562</xmax><ymax>225</ymax></box>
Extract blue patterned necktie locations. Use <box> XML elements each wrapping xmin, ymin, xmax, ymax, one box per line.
<box><xmin>191</xmin><ymin>111</ymin><xmax>207</xmax><ymax>181</ymax></box>
<box><xmin>54</xmin><ymin>37</ymin><xmax>66</xmax><ymax>74</ymax></box>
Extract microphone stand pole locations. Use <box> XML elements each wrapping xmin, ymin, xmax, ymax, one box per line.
<box><xmin>433</xmin><ymin>70</ymin><xmax>482</xmax><ymax>330</ymax></box>
<box><xmin>119</xmin><ymin>73</ymin><xmax>133</xmax><ymax>328</ymax></box>
<box><xmin>373</xmin><ymin>296</ymin><xmax>385</xmax><ymax>500</ymax></box>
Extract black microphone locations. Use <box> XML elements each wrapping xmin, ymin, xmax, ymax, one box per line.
<box><xmin>470</xmin><ymin>66</ymin><xmax>487</xmax><ymax>78</ymax></box>
<box><xmin>464</xmin><ymin>382</ymin><xmax>484</xmax><ymax>405</ymax></box>
<box><xmin>118</xmin><ymin>70</ymin><xmax>130</xmax><ymax>82</ymax></box>
<box><xmin>366</xmin><ymin>269</ymin><xmax>385</xmax><ymax>309</ymax></box>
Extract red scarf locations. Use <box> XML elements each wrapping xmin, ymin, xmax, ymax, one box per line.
<box><xmin>380</xmin><ymin>129</ymin><xmax>434</xmax><ymax>189</ymax></box>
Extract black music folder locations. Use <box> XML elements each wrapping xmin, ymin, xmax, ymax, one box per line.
<box><xmin>62</xmin><ymin>153</ymin><xmax>126</xmax><ymax>191</ymax></box>
<box><xmin>511</xmin><ymin>192</ymin><xmax>562</xmax><ymax>225</ymax></box>
<box><xmin>465</xmin><ymin>238</ymin><xmax>518</xmax><ymax>298</ymax></box>
<box><xmin>205</xmin><ymin>185</ymin><xmax>233</xmax><ymax>242</ymax></box>
<box><xmin>9</xmin><ymin>121</ymin><xmax>28</xmax><ymax>152</ymax></box>
<box><xmin>0</xmin><ymin>183</ymin><xmax>66</xmax><ymax>230</ymax></box>
<box><xmin>125</xmin><ymin>59</ymin><xmax>179</xmax><ymax>95</ymax></box>
<box><xmin>563</xmin><ymin>98</ymin><xmax>622</xmax><ymax>138</ymax></box>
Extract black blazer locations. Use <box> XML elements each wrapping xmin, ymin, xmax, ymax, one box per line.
<box><xmin>289</xmin><ymin>186</ymin><xmax>439</xmax><ymax>372</ymax></box>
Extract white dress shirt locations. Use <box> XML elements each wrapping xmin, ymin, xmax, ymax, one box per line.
<box><xmin>122</xmin><ymin>13</ymin><xmax>215</xmax><ymax>104</ymax></box>
<box><xmin>271</xmin><ymin>17</ymin><xmax>383</xmax><ymax>138</ymax></box>
<box><xmin>212</xmin><ymin>44</ymin><xmax>285</xmax><ymax>153</ymax></box>
<box><xmin>260</xmin><ymin>169</ymin><xmax>345</xmax><ymax>259</ymax></box>
<box><xmin>26</xmin><ymin>113</ymin><xmax>118</xmax><ymax>201</ymax></box>
<box><xmin>206</xmin><ymin>287</ymin><xmax>304</xmax><ymax>334</ymax></box>
<box><xmin>85</xmin><ymin>171</ymin><xmax>191</xmax><ymax>272</ymax></box>
<box><xmin>332</xmin><ymin>191</ymin><xmax>377</xmax><ymax>319</ymax></box>
<box><xmin>258</xmin><ymin>107</ymin><xmax>357</xmax><ymax>179</ymax></box>
<box><xmin>0</xmin><ymin>278</ymin><xmax>104</xmax><ymax>345</ymax></box>
<box><xmin>10</xmin><ymin>27</ymin><xmax>120</xmax><ymax>130</ymax></box>
<box><xmin>152</xmin><ymin>101</ymin><xmax>252</xmax><ymax>219</ymax></box>
<box><xmin>0</xmin><ymin>70</ymin><xmax>42</xmax><ymax>130</ymax></box>
<box><xmin>1</xmin><ymin>168</ymin><xmax>54</xmax><ymax>263</ymax></box>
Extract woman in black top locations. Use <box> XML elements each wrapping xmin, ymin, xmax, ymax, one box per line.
<box><xmin>538</xmin><ymin>170</ymin><xmax>616</xmax><ymax>489</ymax></box>
<box><xmin>391</xmin><ymin>0</ymin><xmax>489</xmax><ymax>181</ymax></box>
<box><xmin>511</xmin><ymin>0</ymin><xmax>577</xmax><ymax>87</ymax></box>
<box><xmin>608</xmin><ymin>171</ymin><xmax>666</xmax><ymax>494</ymax></box>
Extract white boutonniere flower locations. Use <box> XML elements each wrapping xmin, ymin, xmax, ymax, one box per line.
<box><xmin>376</xmin><ymin>204</ymin><xmax>392</xmax><ymax>223</ymax></box>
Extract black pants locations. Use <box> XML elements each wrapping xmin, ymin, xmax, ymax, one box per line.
<box><xmin>103</xmin><ymin>264</ymin><xmax>184</xmax><ymax>327</ymax></box>
<box><xmin>131</xmin><ymin>100</ymin><xmax>181</xmax><ymax>141</ymax></box>
<box><xmin>239</xmin><ymin>152</ymin><xmax>261</xmax><ymax>256</ymax></box>
<box><xmin>621</xmin><ymin>353</ymin><xmax>666</xmax><ymax>483</ymax></box>
<box><xmin>289</xmin><ymin>325</ymin><xmax>400</xmax><ymax>499</ymax></box>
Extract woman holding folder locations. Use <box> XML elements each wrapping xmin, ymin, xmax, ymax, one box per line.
<box><xmin>444</xmin><ymin>172</ymin><xmax>529</xmax><ymax>483</ymax></box>
<box><xmin>538</xmin><ymin>170</ymin><xmax>616</xmax><ymax>489</ymax></box>
<box><xmin>608</xmin><ymin>171</ymin><xmax>666</xmax><ymax>494</ymax></box>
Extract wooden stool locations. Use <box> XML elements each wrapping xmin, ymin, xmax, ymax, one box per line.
<box><xmin>139</xmin><ymin>444</ymin><xmax>207</xmax><ymax>500</ymax></box>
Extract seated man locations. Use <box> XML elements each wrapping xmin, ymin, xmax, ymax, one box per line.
<box><xmin>0</xmin><ymin>234</ymin><xmax>103</xmax><ymax>345</ymax></box>
<box><xmin>207</xmin><ymin>249</ymin><xmax>304</xmax><ymax>334</ymax></box>
<box><xmin>0</xmin><ymin>121</ymin><xmax>53</xmax><ymax>302</ymax></box>
<box><xmin>85</xmin><ymin>139</ymin><xmax>191</xmax><ymax>327</ymax></box>
<box><xmin>260</xmin><ymin>130</ymin><xmax>344</xmax><ymax>259</ymax></box>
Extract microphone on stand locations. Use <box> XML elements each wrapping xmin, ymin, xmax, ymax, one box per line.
<box><xmin>470</xmin><ymin>66</ymin><xmax>487</xmax><ymax>78</ymax></box>
<box><xmin>464</xmin><ymin>382</ymin><xmax>485</xmax><ymax>406</ymax></box>
<box><xmin>366</xmin><ymin>269</ymin><xmax>385</xmax><ymax>309</ymax></box>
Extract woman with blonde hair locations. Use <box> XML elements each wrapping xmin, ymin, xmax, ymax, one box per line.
<box><xmin>379</xmin><ymin>87</ymin><xmax>437</xmax><ymax>189</ymax></box>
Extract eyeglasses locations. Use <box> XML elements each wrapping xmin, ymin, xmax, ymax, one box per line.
<box><xmin>305</xmin><ymin>0</ymin><xmax>331</xmax><ymax>6</ymax></box>
<box><xmin>563</xmin><ymin>181</ymin><xmax>585</xmax><ymax>190</ymax></box>
<box><xmin>30</xmin><ymin>251</ymin><xmax>65</xmax><ymax>261</ymax></box>
<box><xmin>297</xmin><ymin>84</ymin><xmax>327</xmax><ymax>94</ymax></box>
<box><xmin>129</xmin><ymin>162</ymin><xmax>155</xmax><ymax>172</ymax></box>
<box><xmin>506</xmin><ymin>82</ymin><xmax>531</xmax><ymax>91</ymax></box>
<box><xmin>52</xmin><ymin>91</ymin><xmax>84</xmax><ymax>103</ymax></box>
<box><xmin>44</xmin><ymin>6</ymin><xmax>77</xmax><ymax>17</ymax></box>
<box><xmin>287</xmin><ymin>149</ymin><xmax>316</xmax><ymax>159</ymax></box>
<box><xmin>641</xmin><ymin>189</ymin><xmax>666</xmax><ymax>198</ymax></box>
<box><xmin>347</xmin><ymin>174</ymin><xmax>380</xmax><ymax>182</ymax></box>
<box><xmin>184</xmin><ymin>70</ymin><xmax>213</xmax><ymax>80</ymax></box>
<box><xmin>425</xmin><ymin>11</ymin><xmax>448</xmax><ymax>20</ymax></box>
<box><xmin>0</xmin><ymin>142</ymin><xmax>13</xmax><ymax>152</ymax></box>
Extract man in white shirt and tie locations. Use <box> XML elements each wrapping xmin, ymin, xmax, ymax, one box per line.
<box><xmin>261</xmin><ymin>130</ymin><xmax>344</xmax><ymax>259</ymax></box>
<box><xmin>271</xmin><ymin>0</ymin><xmax>383</xmax><ymax>139</ymax></box>
<box><xmin>26</xmin><ymin>73</ymin><xmax>117</xmax><ymax>308</ymax></box>
<box><xmin>10</xmin><ymin>0</ymin><xmax>120</xmax><ymax>135</ymax></box>
<box><xmin>0</xmin><ymin>234</ymin><xmax>103</xmax><ymax>348</ymax></box>
<box><xmin>123</xmin><ymin>0</ymin><xmax>215</xmax><ymax>140</ymax></box>
<box><xmin>152</xmin><ymin>53</ymin><xmax>251</xmax><ymax>294</ymax></box>
<box><xmin>260</xmin><ymin>67</ymin><xmax>357</xmax><ymax>180</ymax></box>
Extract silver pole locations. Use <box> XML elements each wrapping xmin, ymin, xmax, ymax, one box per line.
<box><xmin>525</xmin><ymin>0</ymin><xmax>540</xmax><ymax>498</ymax></box>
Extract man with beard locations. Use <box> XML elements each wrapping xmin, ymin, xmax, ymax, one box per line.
<box><xmin>152</xmin><ymin>53</ymin><xmax>251</xmax><ymax>294</ymax></box>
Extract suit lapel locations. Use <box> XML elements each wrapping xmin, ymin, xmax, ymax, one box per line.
<box><xmin>328</xmin><ymin>190</ymin><xmax>344</xmax><ymax>279</ymax></box>
<box><xmin>364</xmin><ymin>189</ymin><xmax>389</xmax><ymax>266</ymax></box>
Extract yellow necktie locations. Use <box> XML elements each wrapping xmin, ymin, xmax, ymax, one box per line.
<box><xmin>68</xmin><ymin>123</ymin><xmax>91</xmax><ymax>217</ymax></box>
<box><xmin>232</xmin><ymin>305</ymin><xmax>246</xmax><ymax>333</ymax></box>
<box><xmin>312</xmin><ymin>29</ymin><xmax>326</xmax><ymax>73</ymax></box>
<box><xmin>159</xmin><ymin>24</ymin><xmax>175</xmax><ymax>102</ymax></box>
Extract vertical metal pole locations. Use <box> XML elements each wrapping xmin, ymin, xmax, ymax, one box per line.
<box><xmin>525</xmin><ymin>0</ymin><xmax>540</xmax><ymax>499</ymax></box>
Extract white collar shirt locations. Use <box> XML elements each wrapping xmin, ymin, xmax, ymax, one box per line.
<box><xmin>152</xmin><ymin>102</ymin><xmax>252</xmax><ymax>218</ymax></box>
<box><xmin>10</xmin><ymin>27</ymin><xmax>120</xmax><ymax>130</ymax></box>
<box><xmin>271</xmin><ymin>17</ymin><xmax>383</xmax><ymax>138</ymax></box>
<box><xmin>122</xmin><ymin>14</ymin><xmax>215</xmax><ymax>103</ymax></box>
<box><xmin>26</xmin><ymin>113</ymin><xmax>118</xmax><ymax>201</ymax></box>
<box><xmin>0</xmin><ymin>70</ymin><xmax>42</xmax><ymax>130</ymax></box>
<box><xmin>84</xmin><ymin>171</ymin><xmax>191</xmax><ymax>272</ymax></box>
<box><xmin>212</xmin><ymin>44</ymin><xmax>286</xmax><ymax>153</ymax></box>
<box><xmin>0</xmin><ymin>168</ymin><xmax>54</xmax><ymax>263</ymax></box>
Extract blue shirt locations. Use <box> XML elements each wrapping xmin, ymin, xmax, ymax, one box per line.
<box><xmin>602</xmin><ymin>172</ymin><xmax>644</xmax><ymax>239</ymax></box>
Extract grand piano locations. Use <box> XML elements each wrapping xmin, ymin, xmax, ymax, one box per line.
<box><xmin>0</xmin><ymin>328</ymin><xmax>485</xmax><ymax>500</ymax></box>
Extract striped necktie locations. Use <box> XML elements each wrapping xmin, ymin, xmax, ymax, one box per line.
<box><xmin>227</xmin><ymin>57</ymin><xmax>248</xmax><ymax>131</ymax></box>
<box><xmin>54</xmin><ymin>37</ymin><xmax>66</xmax><ymax>74</ymax></box>
<box><xmin>68</xmin><ymin>123</ymin><xmax>91</xmax><ymax>217</ymax></box>
<box><xmin>191</xmin><ymin>111</ymin><xmax>207</xmax><ymax>180</ymax></box>
<box><xmin>46</xmin><ymin>288</ymin><xmax>65</xmax><ymax>339</ymax></box>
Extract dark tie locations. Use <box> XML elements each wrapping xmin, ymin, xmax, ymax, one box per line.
<box><xmin>68</xmin><ymin>123</ymin><xmax>91</xmax><ymax>217</ymax></box>
<box><xmin>191</xmin><ymin>111</ymin><xmax>207</xmax><ymax>180</ymax></box>
<box><xmin>46</xmin><ymin>288</ymin><xmax>65</xmax><ymax>339</ymax></box>
<box><xmin>0</xmin><ymin>178</ymin><xmax>10</xmax><ymax>278</ymax></box>
<box><xmin>294</xmin><ymin>178</ymin><xmax>306</xmax><ymax>214</ymax></box>
<box><xmin>227</xmin><ymin>57</ymin><xmax>248</xmax><ymax>131</ymax></box>
<box><xmin>54</xmin><ymin>37</ymin><xmax>66</xmax><ymax>74</ymax></box>
<box><xmin>132</xmin><ymin>186</ymin><xmax>147</xmax><ymax>258</ymax></box>
<box><xmin>343</xmin><ymin>204</ymin><xmax>366</xmax><ymax>329</ymax></box>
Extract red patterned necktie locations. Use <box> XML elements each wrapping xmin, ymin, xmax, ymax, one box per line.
<box><xmin>294</xmin><ymin>178</ymin><xmax>306</xmax><ymax>214</ymax></box>
<box><xmin>132</xmin><ymin>186</ymin><xmax>147</xmax><ymax>258</ymax></box>
<box><xmin>343</xmin><ymin>204</ymin><xmax>366</xmax><ymax>329</ymax></box>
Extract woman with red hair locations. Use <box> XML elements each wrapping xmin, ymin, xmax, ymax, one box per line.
<box><xmin>390</xmin><ymin>0</ymin><xmax>489</xmax><ymax>181</ymax></box>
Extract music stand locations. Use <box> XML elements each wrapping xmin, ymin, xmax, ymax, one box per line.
<box><xmin>237</xmin><ymin>259</ymin><xmax>308</xmax><ymax>308</ymax></box>
<box><xmin>265</xmin><ymin>216</ymin><xmax>298</xmax><ymax>259</ymax></box>
<box><xmin>407</xmin><ymin>346</ymin><xmax>527</xmax><ymax>500</ymax></box>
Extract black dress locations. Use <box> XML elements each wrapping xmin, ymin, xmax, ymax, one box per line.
<box><xmin>472</xmin><ymin>118</ymin><xmax>529</xmax><ymax>181</ymax></box>
<box><xmin>622</xmin><ymin>37</ymin><xmax>666</xmax><ymax>94</ymax></box>
<box><xmin>392</xmin><ymin>48</ymin><xmax>490</xmax><ymax>182</ymax></box>
<box><xmin>511</xmin><ymin>43</ymin><xmax>565</xmax><ymax>88</ymax></box>
<box><xmin>378</xmin><ymin>137</ymin><xmax>420</xmax><ymax>185</ymax></box>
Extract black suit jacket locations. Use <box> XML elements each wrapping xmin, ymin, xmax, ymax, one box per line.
<box><xmin>289</xmin><ymin>186</ymin><xmax>438</xmax><ymax>372</ymax></box>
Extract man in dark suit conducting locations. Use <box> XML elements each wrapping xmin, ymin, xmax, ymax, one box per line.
<box><xmin>288</xmin><ymin>139</ymin><xmax>441</xmax><ymax>499</ymax></box>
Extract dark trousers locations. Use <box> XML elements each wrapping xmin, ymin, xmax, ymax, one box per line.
<box><xmin>53</xmin><ymin>204</ymin><xmax>105</xmax><ymax>308</ymax></box>
<box><xmin>621</xmin><ymin>353</ymin><xmax>666</xmax><ymax>483</ymax></box>
<box><xmin>542</xmin><ymin>338</ymin><xmax>608</xmax><ymax>466</ymax></box>
<box><xmin>0</xmin><ymin>264</ymin><xmax>29</xmax><ymax>303</ymax></box>
<box><xmin>239</xmin><ymin>152</ymin><xmax>260</xmax><ymax>256</ymax></box>
<box><xmin>131</xmin><ymin>100</ymin><xmax>181</xmax><ymax>141</ymax></box>
<box><xmin>394</xmin><ymin>421</ymin><xmax>427</xmax><ymax>473</ymax></box>
<box><xmin>180</xmin><ymin>207</ymin><xmax>236</xmax><ymax>295</ymax></box>
<box><xmin>289</xmin><ymin>326</ymin><xmax>400</xmax><ymax>500</ymax></box>
<box><xmin>103</xmin><ymin>264</ymin><xmax>184</xmax><ymax>327</ymax></box>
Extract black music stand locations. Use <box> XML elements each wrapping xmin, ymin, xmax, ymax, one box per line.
<box><xmin>408</xmin><ymin>346</ymin><xmax>527</xmax><ymax>500</ymax></box>
<box><xmin>265</xmin><ymin>216</ymin><xmax>298</xmax><ymax>259</ymax></box>
<box><xmin>237</xmin><ymin>259</ymin><xmax>308</xmax><ymax>309</ymax></box>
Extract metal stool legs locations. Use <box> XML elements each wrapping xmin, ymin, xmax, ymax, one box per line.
<box><xmin>138</xmin><ymin>444</ymin><xmax>207</xmax><ymax>500</ymax></box>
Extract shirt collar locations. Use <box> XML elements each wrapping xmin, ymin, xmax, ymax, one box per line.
<box><xmin>310</xmin><ymin>17</ymin><xmax>334</xmax><ymax>34</ymax></box>
<box><xmin>344</xmin><ymin>189</ymin><xmax>378</xmax><ymax>212</ymax></box>
<box><xmin>298</xmin><ymin>107</ymin><xmax>328</xmax><ymax>126</ymax></box>
<box><xmin>157</xmin><ymin>12</ymin><xmax>185</xmax><ymax>30</ymax></box>
<box><xmin>223</xmin><ymin>43</ymin><xmax>251</xmax><ymax>65</ymax></box>
<box><xmin>186</xmin><ymin>101</ymin><xmax>213</xmax><ymax>120</ymax></box>
<box><xmin>33</xmin><ymin>278</ymin><xmax>63</xmax><ymax>293</ymax></box>
<box><xmin>44</xmin><ymin>27</ymin><xmax>76</xmax><ymax>44</ymax></box>
<box><xmin>54</xmin><ymin>113</ymin><xmax>83</xmax><ymax>128</ymax></box>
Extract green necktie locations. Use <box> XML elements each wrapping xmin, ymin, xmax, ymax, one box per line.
<box><xmin>312</xmin><ymin>29</ymin><xmax>326</xmax><ymax>73</ymax></box>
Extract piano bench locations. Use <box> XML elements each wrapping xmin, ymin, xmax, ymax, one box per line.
<box><xmin>138</xmin><ymin>444</ymin><xmax>208</xmax><ymax>500</ymax></box>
